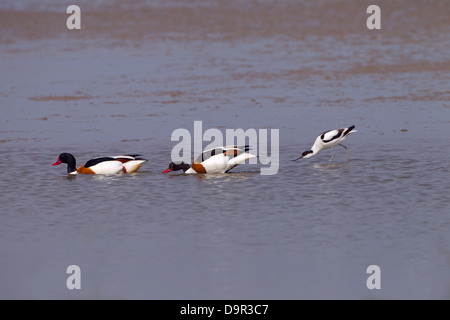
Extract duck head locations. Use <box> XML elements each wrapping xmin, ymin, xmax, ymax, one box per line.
<box><xmin>162</xmin><ymin>162</ymin><xmax>191</xmax><ymax>173</ymax></box>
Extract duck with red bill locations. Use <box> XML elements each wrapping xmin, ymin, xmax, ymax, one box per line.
<box><xmin>162</xmin><ymin>146</ymin><xmax>256</xmax><ymax>174</ymax></box>
<box><xmin>52</xmin><ymin>153</ymin><xmax>147</xmax><ymax>175</ymax></box>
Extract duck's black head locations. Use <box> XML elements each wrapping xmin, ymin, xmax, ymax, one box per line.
<box><xmin>162</xmin><ymin>162</ymin><xmax>190</xmax><ymax>173</ymax></box>
<box><xmin>52</xmin><ymin>153</ymin><xmax>77</xmax><ymax>173</ymax></box>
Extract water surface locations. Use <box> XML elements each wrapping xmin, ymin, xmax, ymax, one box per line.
<box><xmin>1</xmin><ymin>0</ymin><xmax>450</xmax><ymax>299</ymax></box>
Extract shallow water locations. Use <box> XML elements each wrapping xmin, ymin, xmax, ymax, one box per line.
<box><xmin>1</xmin><ymin>0</ymin><xmax>450</xmax><ymax>299</ymax></box>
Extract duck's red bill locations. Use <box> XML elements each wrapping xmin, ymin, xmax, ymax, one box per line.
<box><xmin>162</xmin><ymin>168</ymin><xmax>171</xmax><ymax>173</ymax></box>
<box><xmin>52</xmin><ymin>159</ymin><xmax>62</xmax><ymax>166</ymax></box>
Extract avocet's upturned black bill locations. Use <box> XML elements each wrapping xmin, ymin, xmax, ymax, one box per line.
<box><xmin>293</xmin><ymin>125</ymin><xmax>357</xmax><ymax>162</ymax></box>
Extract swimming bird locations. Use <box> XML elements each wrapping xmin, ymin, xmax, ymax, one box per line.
<box><xmin>162</xmin><ymin>145</ymin><xmax>256</xmax><ymax>174</ymax></box>
<box><xmin>293</xmin><ymin>125</ymin><xmax>357</xmax><ymax>162</ymax></box>
<box><xmin>52</xmin><ymin>153</ymin><xmax>147</xmax><ymax>174</ymax></box>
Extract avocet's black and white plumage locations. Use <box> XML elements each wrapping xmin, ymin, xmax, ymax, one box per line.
<box><xmin>162</xmin><ymin>145</ymin><xmax>256</xmax><ymax>174</ymax></box>
<box><xmin>293</xmin><ymin>125</ymin><xmax>357</xmax><ymax>162</ymax></box>
<box><xmin>52</xmin><ymin>153</ymin><xmax>147</xmax><ymax>175</ymax></box>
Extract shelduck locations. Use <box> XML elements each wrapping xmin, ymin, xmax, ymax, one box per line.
<box><xmin>293</xmin><ymin>125</ymin><xmax>357</xmax><ymax>162</ymax></box>
<box><xmin>162</xmin><ymin>145</ymin><xmax>256</xmax><ymax>174</ymax></box>
<box><xmin>52</xmin><ymin>153</ymin><xmax>147</xmax><ymax>175</ymax></box>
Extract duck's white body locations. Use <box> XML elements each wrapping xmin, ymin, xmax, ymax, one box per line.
<box><xmin>163</xmin><ymin>146</ymin><xmax>256</xmax><ymax>174</ymax></box>
<box><xmin>185</xmin><ymin>147</ymin><xmax>256</xmax><ymax>174</ymax></box>
<box><xmin>77</xmin><ymin>160</ymin><xmax>124</xmax><ymax>175</ymax></box>
<box><xmin>113</xmin><ymin>155</ymin><xmax>147</xmax><ymax>173</ymax></box>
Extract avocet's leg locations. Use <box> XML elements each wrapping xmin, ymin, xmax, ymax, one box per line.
<box><xmin>329</xmin><ymin>148</ymin><xmax>334</xmax><ymax>163</ymax></box>
<box><xmin>339</xmin><ymin>143</ymin><xmax>350</xmax><ymax>161</ymax></box>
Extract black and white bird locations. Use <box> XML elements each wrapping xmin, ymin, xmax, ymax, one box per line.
<box><xmin>293</xmin><ymin>125</ymin><xmax>357</xmax><ymax>162</ymax></box>
<box><xmin>52</xmin><ymin>153</ymin><xmax>147</xmax><ymax>174</ymax></box>
<box><xmin>162</xmin><ymin>145</ymin><xmax>256</xmax><ymax>174</ymax></box>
